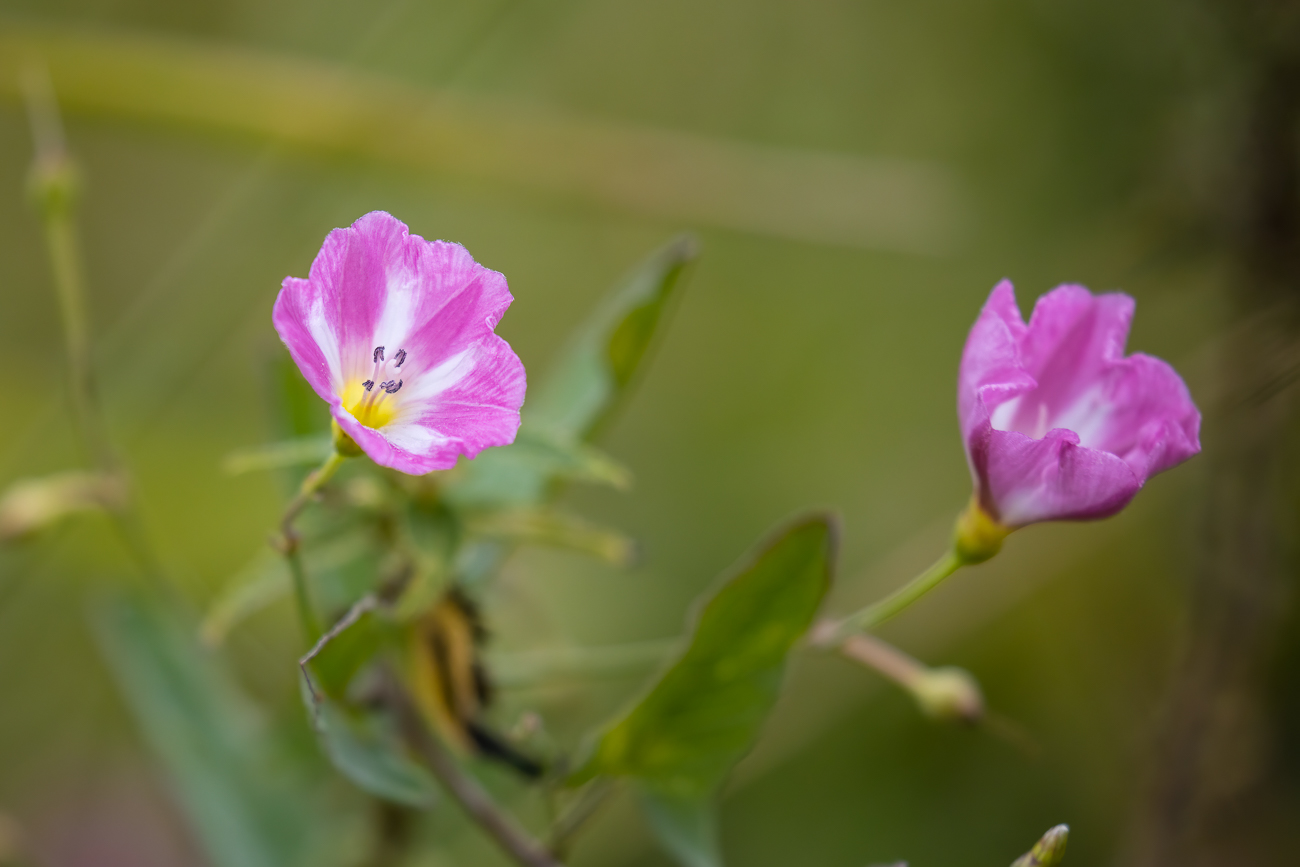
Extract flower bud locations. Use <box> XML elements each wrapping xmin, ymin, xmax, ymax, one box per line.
<box><xmin>953</xmin><ymin>498</ymin><xmax>1010</xmax><ymax>564</ymax></box>
<box><xmin>1011</xmin><ymin>824</ymin><xmax>1068</xmax><ymax>867</ymax></box>
<box><xmin>909</xmin><ymin>665</ymin><xmax>984</xmax><ymax>724</ymax></box>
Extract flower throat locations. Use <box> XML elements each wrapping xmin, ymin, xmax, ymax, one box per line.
<box><xmin>343</xmin><ymin>345</ymin><xmax>407</xmax><ymax>428</ymax></box>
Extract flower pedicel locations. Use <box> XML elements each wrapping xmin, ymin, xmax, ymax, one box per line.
<box><xmin>273</xmin><ymin>211</ymin><xmax>527</xmax><ymax>474</ymax></box>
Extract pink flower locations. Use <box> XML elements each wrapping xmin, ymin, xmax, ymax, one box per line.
<box><xmin>273</xmin><ymin>211</ymin><xmax>526</xmax><ymax>474</ymax></box>
<box><xmin>959</xmin><ymin>280</ymin><xmax>1200</xmax><ymax>528</ymax></box>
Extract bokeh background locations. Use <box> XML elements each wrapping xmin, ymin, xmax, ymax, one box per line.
<box><xmin>0</xmin><ymin>1</ymin><xmax>1297</xmax><ymax>865</ymax></box>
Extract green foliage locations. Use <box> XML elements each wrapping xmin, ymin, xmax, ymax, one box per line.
<box><xmin>297</xmin><ymin>603</ymin><xmax>439</xmax><ymax>808</ymax></box>
<box><xmin>528</xmin><ymin>234</ymin><xmax>698</xmax><ymax>443</ymax></box>
<box><xmin>94</xmin><ymin>593</ymin><xmax>354</xmax><ymax>867</ymax></box>
<box><xmin>306</xmin><ymin>691</ymin><xmax>440</xmax><ymax>808</ymax></box>
<box><xmin>446</xmin><ymin>234</ymin><xmax>695</xmax><ymax>514</ymax></box>
<box><xmin>580</xmin><ymin>515</ymin><xmax>836</xmax><ymax>798</ymax></box>
<box><xmin>570</xmin><ymin>515</ymin><xmax>835</xmax><ymax>866</ymax></box>
<box><xmin>637</xmin><ymin>787</ymin><xmax>723</xmax><ymax>867</ymax></box>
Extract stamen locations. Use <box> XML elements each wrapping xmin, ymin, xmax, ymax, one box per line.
<box><xmin>363</xmin><ymin>380</ymin><xmax>374</xmax><ymax>391</ymax></box>
<box><xmin>373</xmin><ymin>346</ymin><xmax>385</xmax><ymax>363</ymax></box>
<box><xmin>394</xmin><ymin>349</ymin><xmax>407</xmax><ymax>368</ymax></box>
<box><xmin>384</xmin><ymin>379</ymin><xmax>403</xmax><ymax>395</ymax></box>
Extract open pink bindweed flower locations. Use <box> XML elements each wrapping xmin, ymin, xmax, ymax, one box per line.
<box><xmin>959</xmin><ymin>280</ymin><xmax>1200</xmax><ymax>530</ymax></box>
<box><xmin>273</xmin><ymin>211</ymin><xmax>526</xmax><ymax>474</ymax></box>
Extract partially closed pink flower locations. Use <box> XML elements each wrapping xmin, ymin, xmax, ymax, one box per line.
<box><xmin>273</xmin><ymin>211</ymin><xmax>526</xmax><ymax>474</ymax></box>
<box><xmin>959</xmin><ymin>280</ymin><xmax>1200</xmax><ymax>528</ymax></box>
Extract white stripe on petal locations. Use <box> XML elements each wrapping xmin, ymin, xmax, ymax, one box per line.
<box><xmin>372</xmin><ymin>272</ymin><xmax>419</xmax><ymax>353</ymax></box>
<box><xmin>306</xmin><ymin>296</ymin><xmax>343</xmax><ymax>393</ymax></box>
<box><xmin>400</xmin><ymin>347</ymin><xmax>476</xmax><ymax>405</ymax></box>
<box><xmin>1051</xmin><ymin>385</ymin><xmax>1111</xmax><ymax>449</ymax></box>
<box><xmin>383</xmin><ymin>421</ymin><xmax>449</xmax><ymax>453</ymax></box>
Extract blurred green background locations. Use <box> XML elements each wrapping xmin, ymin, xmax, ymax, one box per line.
<box><xmin>0</xmin><ymin>1</ymin><xmax>1294</xmax><ymax>866</ymax></box>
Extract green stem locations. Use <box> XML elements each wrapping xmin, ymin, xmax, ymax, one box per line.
<box><xmin>827</xmin><ymin>549</ymin><xmax>963</xmax><ymax>643</ymax></box>
<box><xmin>278</xmin><ymin>450</ymin><xmax>347</xmax><ymax>644</ymax></box>
<box><xmin>24</xmin><ymin>71</ymin><xmax>165</xmax><ymax>585</ymax></box>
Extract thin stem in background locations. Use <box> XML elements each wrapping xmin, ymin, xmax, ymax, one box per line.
<box><xmin>22</xmin><ymin>67</ymin><xmax>165</xmax><ymax>584</ymax></box>
<box><xmin>277</xmin><ymin>449</ymin><xmax>347</xmax><ymax>644</ymax></box>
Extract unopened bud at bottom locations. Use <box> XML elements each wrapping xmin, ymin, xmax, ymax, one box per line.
<box><xmin>1011</xmin><ymin>824</ymin><xmax>1068</xmax><ymax>867</ymax></box>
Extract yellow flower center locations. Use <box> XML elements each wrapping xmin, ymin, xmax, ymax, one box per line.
<box><xmin>342</xmin><ymin>379</ymin><xmax>399</xmax><ymax>429</ymax></box>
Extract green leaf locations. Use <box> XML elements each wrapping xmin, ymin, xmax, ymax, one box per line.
<box><xmin>300</xmin><ymin>682</ymin><xmax>439</xmax><ymax>808</ymax></box>
<box><xmin>528</xmin><ymin>234</ymin><xmax>697</xmax><ymax>443</ymax></box>
<box><xmin>579</xmin><ymin>514</ymin><xmax>836</xmax><ymax>798</ymax></box>
<box><xmin>298</xmin><ymin>605</ymin><xmax>438</xmax><ymax>807</ymax></box>
<box><xmin>447</xmin><ymin>236</ymin><xmax>695</xmax><ymax>512</ymax></box>
<box><xmin>94</xmin><ymin>593</ymin><xmax>350</xmax><ymax>867</ymax></box>
<box><xmin>637</xmin><ymin>787</ymin><xmax>722</xmax><ymax>867</ymax></box>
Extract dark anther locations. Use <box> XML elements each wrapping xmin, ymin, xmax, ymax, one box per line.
<box><xmin>373</xmin><ymin>346</ymin><xmax>385</xmax><ymax>363</ymax></box>
<box><xmin>385</xmin><ymin>379</ymin><xmax>404</xmax><ymax>395</ymax></box>
<box><xmin>363</xmin><ymin>380</ymin><xmax>374</xmax><ymax>391</ymax></box>
<box><xmin>394</xmin><ymin>349</ymin><xmax>407</xmax><ymax>368</ymax></box>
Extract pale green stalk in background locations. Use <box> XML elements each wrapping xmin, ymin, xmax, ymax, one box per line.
<box><xmin>21</xmin><ymin>67</ymin><xmax>162</xmax><ymax>582</ymax></box>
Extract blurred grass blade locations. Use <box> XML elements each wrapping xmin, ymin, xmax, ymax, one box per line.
<box><xmin>200</xmin><ymin>549</ymin><xmax>289</xmax><ymax>646</ymax></box>
<box><xmin>0</xmin><ymin>470</ymin><xmax>126</xmax><ymax>540</ymax></box>
<box><xmin>222</xmin><ymin>436</ymin><xmax>330</xmax><ymax>475</ymax></box>
<box><xmin>94</xmin><ymin>593</ymin><xmax>341</xmax><ymax>867</ymax></box>
<box><xmin>638</xmin><ymin>787</ymin><xmax>722</xmax><ymax>867</ymax></box>
<box><xmin>464</xmin><ymin>507</ymin><xmax>635</xmax><ymax>566</ymax></box>
<box><xmin>528</xmin><ymin>235</ymin><xmax>696</xmax><ymax>443</ymax></box>
<box><xmin>201</xmin><ymin>534</ymin><xmax>374</xmax><ymax>646</ymax></box>
<box><xmin>1011</xmin><ymin>825</ymin><xmax>1069</xmax><ymax>867</ymax></box>
<box><xmin>0</xmin><ymin>25</ymin><xmax>962</xmax><ymax>254</ymax></box>
<box><xmin>577</xmin><ymin>514</ymin><xmax>837</xmax><ymax>796</ymax></box>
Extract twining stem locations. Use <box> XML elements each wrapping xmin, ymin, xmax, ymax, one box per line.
<box><xmin>388</xmin><ymin>680</ymin><xmax>565</xmax><ymax>867</ymax></box>
<box><xmin>818</xmin><ymin>549</ymin><xmax>963</xmax><ymax>646</ymax></box>
<box><xmin>277</xmin><ymin>449</ymin><xmax>347</xmax><ymax>644</ymax></box>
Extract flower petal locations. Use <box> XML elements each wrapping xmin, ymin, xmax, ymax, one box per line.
<box><xmin>957</xmin><ymin>280</ymin><xmax>1201</xmax><ymax>527</ymax></box>
<box><xmin>272</xmin><ymin>276</ymin><xmax>344</xmax><ymax>401</ymax></box>
<box><xmin>332</xmin><ymin>332</ymin><xmax>526</xmax><ymax>474</ymax></box>
<box><xmin>976</xmin><ymin>426</ymin><xmax>1142</xmax><ymax>526</ymax></box>
<box><xmin>276</xmin><ymin>211</ymin><xmax>526</xmax><ymax>474</ymax></box>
